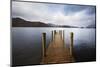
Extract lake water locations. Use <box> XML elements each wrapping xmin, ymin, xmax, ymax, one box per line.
<box><xmin>12</xmin><ymin>27</ymin><xmax>96</xmax><ymax>66</ymax></box>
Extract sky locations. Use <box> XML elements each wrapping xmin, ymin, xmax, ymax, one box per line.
<box><xmin>12</xmin><ymin>1</ymin><xmax>96</xmax><ymax>27</ymax></box>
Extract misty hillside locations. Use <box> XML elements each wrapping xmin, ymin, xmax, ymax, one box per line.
<box><xmin>12</xmin><ymin>18</ymin><xmax>74</xmax><ymax>27</ymax></box>
<box><xmin>12</xmin><ymin>18</ymin><xmax>49</xmax><ymax>27</ymax></box>
<box><xmin>12</xmin><ymin>18</ymin><xmax>95</xmax><ymax>28</ymax></box>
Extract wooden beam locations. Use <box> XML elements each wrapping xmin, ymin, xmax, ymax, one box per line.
<box><xmin>42</xmin><ymin>33</ymin><xmax>46</xmax><ymax>57</ymax></box>
<box><xmin>70</xmin><ymin>32</ymin><xmax>74</xmax><ymax>56</ymax></box>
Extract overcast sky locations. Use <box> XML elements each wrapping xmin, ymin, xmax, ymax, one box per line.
<box><xmin>12</xmin><ymin>1</ymin><xmax>96</xmax><ymax>27</ymax></box>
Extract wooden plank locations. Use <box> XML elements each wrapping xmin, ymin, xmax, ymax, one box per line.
<box><xmin>41</xmin><ymin>32</ymin><xmax>74</xmax><ymax>64</ymax></box>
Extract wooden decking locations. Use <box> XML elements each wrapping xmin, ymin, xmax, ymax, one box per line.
<box><xmin>41</xmin><ymin>31</ymin><xmax>74</xmax><ymax>64</ymax></box>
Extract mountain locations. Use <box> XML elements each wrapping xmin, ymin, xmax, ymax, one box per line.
<box><xmin>12</xmin><ymin>18</ymin><xmax>80</xmax><ymax>28</ymax></box>
<box><xmin>12</xmin><ymin>18</ymin><xmax>49</xmax><ymax>27</ymax></box>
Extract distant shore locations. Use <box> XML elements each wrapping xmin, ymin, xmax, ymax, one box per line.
<box><xmin>12</xmin><ymin>18</ymin><xmax>96</xmax><ymax>28</ymax></box>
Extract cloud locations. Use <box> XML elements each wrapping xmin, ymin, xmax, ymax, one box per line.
<box><xmin>12</xmin><ymin>1</ymin><xmax>96</xmax><ymax>27</ymax></box>
<box><xmin>12</xmin><ymin>2</ymin><xmax>49</xmax><ymax>20</ymax></box>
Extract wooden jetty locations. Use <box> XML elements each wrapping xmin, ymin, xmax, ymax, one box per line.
<box><xmin>41</xmin><ymin>30</ymin><xmax>74</xmax><ymax>64</ymax></box>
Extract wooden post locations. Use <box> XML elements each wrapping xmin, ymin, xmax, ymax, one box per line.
<box><xmin>62</xmin><ymin>30</ymin><xmax>65</xmax><ymax>48</ymax></box>
<box><xmin>61</xmin><ymin>30</ymin><xmax>62</xmax><ymax>39</ymax></box>
<box><xmin>61</xmin><ymin>30</ymin><xmax>63</xmax><ymax>39</ymax></box>
<box><xmin>70</xmin><ymin>32</ymin><xmax>74</xmax><ymax>56</ymax></box>
<box><xmin>63</xmin><ymin>30</ymin><xmax>64</xmax><ymax>40</ymax></box>
<box><xmin>42</xmin><ymin>33</ymin><xmax>46</xmax><ymax>57</ymax></box>
<box><xmin>54</xmin><ymin>30</ymin><xmax>56</xmax><ymax>39</ymax></box>
<box><xmin>52</xmin><ymin>31</ymin><xmax>54</xmax><ymax>41</ymax></box>
<box><xmin>60</xmin><ymin>30</ymin><xmax>62</xmax><ymax>38</ymax></box>
<box><xmin>54</xmin><ymin>30</ymin><xmax>56</xmax><ymax>34</ymax></box>
<box><xmin>63</xmin><ymin>30</ymin><xmax>65</xmax><ymax>45</ymax></box>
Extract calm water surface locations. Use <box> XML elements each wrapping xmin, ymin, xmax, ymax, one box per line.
<box><xmin>12</xmin><ymin>27</ymin><xmax>96</xmax><ymax>66</ymax></box>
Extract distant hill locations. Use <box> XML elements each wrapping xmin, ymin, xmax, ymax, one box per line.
<box><xmin>12</xmin><ymin>18</ymin><xmax>49</xmax><ymax>27</ymax></box>
<box><xmin>12</xmin><ymin>18</ymin><xmax>77</xmax><ymax>27</ymax></box>
<box><xmin>12</xmin><ymin>18</ymin><xmax>92</xmax><ymax>28</ymax></box>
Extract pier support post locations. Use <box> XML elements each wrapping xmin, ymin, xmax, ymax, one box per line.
<box><xmin>70</xmin><ymin>32</ymin><xmax>74</xmax><ymax>56</ymax></box>
<box><xmin>63</xmin><ymin>30</ymin><xmax>65</xmax><ymax>44</ymax></box>
<box><xmin>61</xmin><ymin>30</ymin><xmax>62</xmax><ymax>39</ymax></box>
<box><xmin>59</xmin><ymin>30</ymin><xmax>62</xmax><ymax>38</ymax></box>
<box><xmin>54</xmin><ymin>30</ymin><xmax>56</xmax><ymax>34</ymax></box>
<box><xmin>63</xmin><ymin>30</ymin><xmax>64</xmax><ymax>40</ymax></box>
<box><xmin>54</xmin><ymin>30</ymin><xmax>56</xmax><ymax>39</ymax></box>
<box><xmin>42</xmin><ymin>33</ymin><xmax>46</xmax><ymax>57</ymax></box>
<box><xmin>61</xmin><ymin>30</ymin><xmax>62</xmax><ymax>38</ymax></box>
<box><xmin>52</xmin><ymin>31</ymin><xmax>54</xmax><ymax>41</ymax></box>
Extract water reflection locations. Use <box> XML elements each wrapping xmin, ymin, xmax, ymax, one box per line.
<box><xmin>12</xmin><ymin>27</ymin><xmax>96</xmax><ymax>66</ymax></box>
